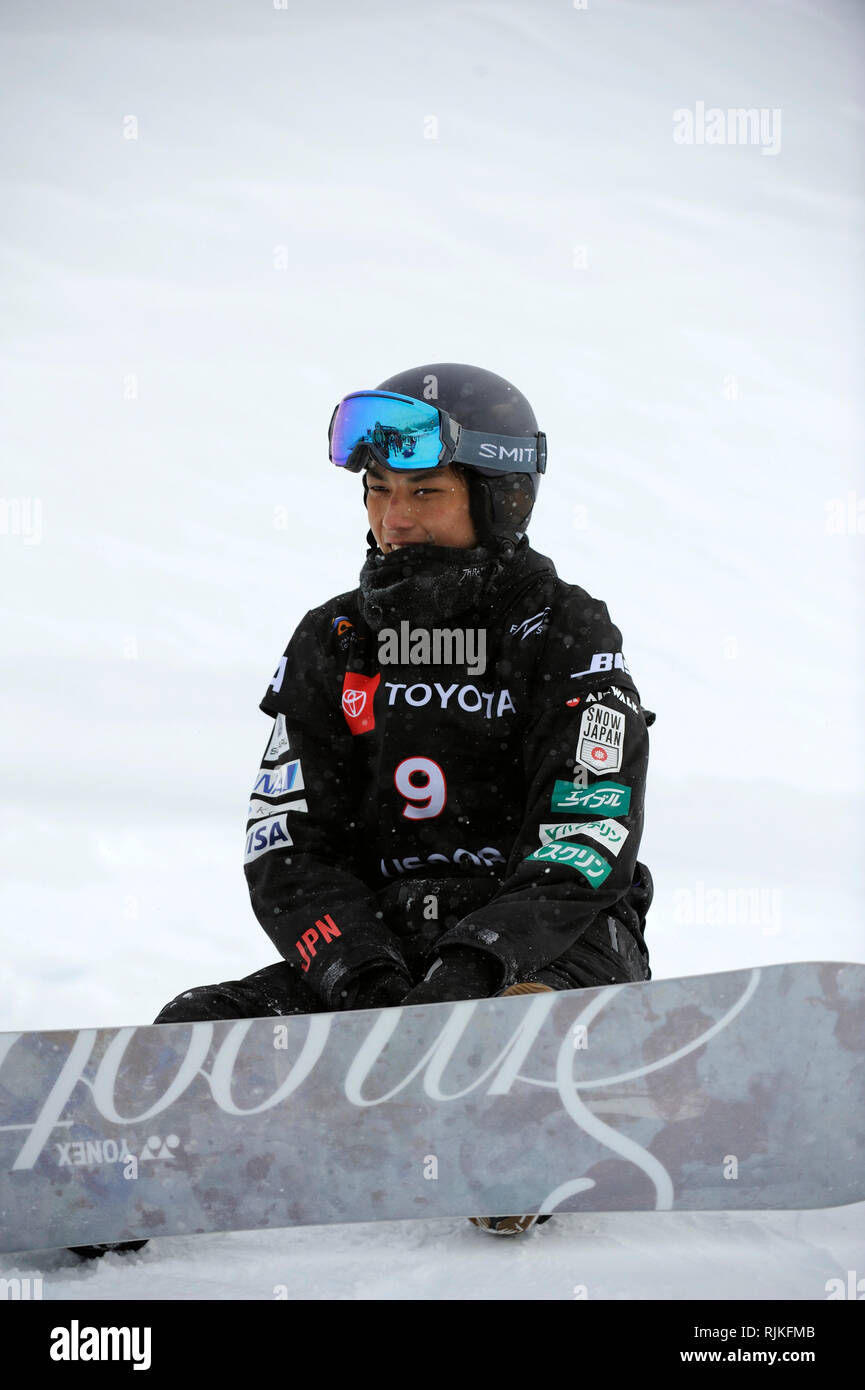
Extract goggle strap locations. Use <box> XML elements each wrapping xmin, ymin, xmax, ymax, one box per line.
<box><xmin>453</xmin><ymin>428</ymin><xmax>547</xmax><ymax>474</ymax></box>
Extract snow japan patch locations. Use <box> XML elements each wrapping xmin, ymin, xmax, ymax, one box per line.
<box><xmin>575</xmin><ymin>704</ymin><xmax>625</xmax><ymax>775</ymax></box>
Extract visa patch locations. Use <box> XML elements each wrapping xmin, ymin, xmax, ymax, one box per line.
<box><xmin>244</xmin><ymin>813</ymin><xmax>293</xmax><ymax>864</ymax></box>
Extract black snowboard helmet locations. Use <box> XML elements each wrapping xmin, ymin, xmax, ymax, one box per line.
<box><xmin>367</xmin><ymin>362</ymin><xmax>545</xmax><ymax>555</ymax></box>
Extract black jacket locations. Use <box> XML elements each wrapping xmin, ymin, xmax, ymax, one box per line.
<box><xmin>244</xmin><ymin>542</ymin><xmax>653</xmax><ymax>1009</ymax></box>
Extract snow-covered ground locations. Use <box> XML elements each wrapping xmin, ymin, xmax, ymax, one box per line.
<box><xmin>3</xmin><ymin>1207</ymin><xmax>863</xmax><ymax>1303</ymax></box>
<box><xmin>1</xmin><ymin>0</ymin><xmax>863</xmax><ymax>1300</ymax></box>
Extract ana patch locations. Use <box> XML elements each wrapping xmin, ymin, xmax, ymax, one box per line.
<box><xmin>252</xmin><ymin>759</ymin><xmax>304</xmax><ymax>798</ymax></box>
<box><xmin>575</xmin><ymin>704</ymin><xmax>625</xmax><ymax>775</ymax></box>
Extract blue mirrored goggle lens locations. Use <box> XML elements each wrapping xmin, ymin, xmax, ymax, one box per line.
<box><xmin>330</xmin><ymin>392</ymin><xmax>447</xmax><ymax>470</ymax></box>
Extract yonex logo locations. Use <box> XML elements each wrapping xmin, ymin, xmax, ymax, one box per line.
<box><xmin>139</xmin><ymin>1134</ymin><xmax>180</xmax><ymax>1161</ymax></box>
<box><xmin>54</xmin><ymin>1134</ymin><xmax>180</xmax><ymax>1166</ymax></box>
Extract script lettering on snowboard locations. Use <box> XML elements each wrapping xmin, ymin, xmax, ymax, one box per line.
<box><xmin>0</xmin><ymin>973</ymin><xmax>764</xmax><ymax>1221</ymax></box>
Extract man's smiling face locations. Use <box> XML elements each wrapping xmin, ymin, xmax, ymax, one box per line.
<box><xmin>365</xmin><ymin>461</ymin><xmax>477</xmax><ymax>553</ymax></box>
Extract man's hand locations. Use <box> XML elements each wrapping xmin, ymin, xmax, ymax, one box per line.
<box><xmin>338</xmin><ymin>965</ymin><xmax>411</xmax><ymax>1011</ymax></box>
<box><xmin>402</xmin><ymin>947</ymin><xmax>500</xmax><ymax>1006</ymax></box>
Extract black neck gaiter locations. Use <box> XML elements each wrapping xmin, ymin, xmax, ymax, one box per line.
<box><xmin>357</xmin><ymin>543</ymin><xmax>500</xmax><ymax>633</ymax></box>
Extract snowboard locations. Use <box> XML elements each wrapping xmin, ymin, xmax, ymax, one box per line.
<box><xmin>1</xmin><ymin>960</ymin><xmax>863</xmax><ymax>1254</ymax></box>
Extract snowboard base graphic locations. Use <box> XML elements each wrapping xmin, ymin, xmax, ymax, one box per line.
<box><xmin>0</xmin><ymin>961</ymin><xmax>862</xmax><ymax>1253</ymax></box>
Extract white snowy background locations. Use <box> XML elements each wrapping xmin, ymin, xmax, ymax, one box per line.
<box><xmin>1</xmin><ymin>0</ymin><xmax>863</xmax><ymax>1301</ymax></box>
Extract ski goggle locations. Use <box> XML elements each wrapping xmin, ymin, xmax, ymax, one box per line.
<box><xmin>328</xmin><ymin>390</ymin><xmax>546</xmax><ymax>476</ymax></box>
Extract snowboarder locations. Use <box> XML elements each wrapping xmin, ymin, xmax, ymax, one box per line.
<box><xmin>71</xmin><ymin>361</ymin><xmax>654</xmax><ymax>1254</ymax></box>
<box><xmin>164</xmin><ymin>360</ymin><xmax>653</xmax><ymax>1232</ymax></box>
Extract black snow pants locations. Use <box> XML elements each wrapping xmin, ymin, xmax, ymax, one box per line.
<box><xmin>154</xmin><ymin>863</ymin><xmax>653</xmax><ymax>1025</ymax></box>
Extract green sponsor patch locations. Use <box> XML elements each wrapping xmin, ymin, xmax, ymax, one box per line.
<box><xmin>525</xmin><ymin>841</ymin><xmax>612</xmax><ymax>887</ymax></box>
<box><xmin>539</xmin><ymin>818</ymin><xmax>629</xmax><ymax>857</ymax></box>
<box><xmin>550</xmin><ymin>780</ymin><xmax>631</xmax><ymax>817</ymax></box>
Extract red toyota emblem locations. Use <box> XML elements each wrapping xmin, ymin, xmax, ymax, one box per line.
<box><xmin>341</xmin><ymin>672</ymin><xmax>380</xmax><ymax>735</ymax></box>
<box><xmin>342</xmin><ymin>688</ymin><xmax>367</xmax><ymax>719</ymax></box>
